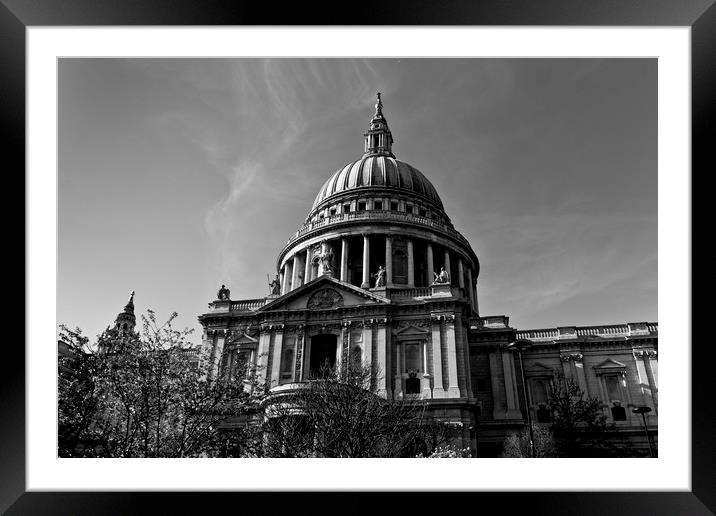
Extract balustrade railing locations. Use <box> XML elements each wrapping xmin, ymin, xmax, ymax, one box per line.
<box><xmin>389</xmin><ymin>287</ymin><xmax>433</xmax><ymax>299</ymax></box>
<box><xmin>576</xmin><ymin>325</ymin><xmax>628</xmax><ymax>337</ymax></box>
<box><xmin>230</xmin><ymin>299</ymin><xmax>266</xmax><ymax>312</ymax></box>
<box><xmin>287</xmin><ymin>210</ymin><xmax>470</xmax><ymax>248</ymax></box>
<box><xmin>516</xmin><ymin>329</ymin><xmax>559</xmax><ymax>340</ymax></box>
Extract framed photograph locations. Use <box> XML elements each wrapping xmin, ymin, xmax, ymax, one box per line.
<box><xmin>7</xmin><ymin>0</ymin><xmax>712</xmax><ymax>513</ymax></box>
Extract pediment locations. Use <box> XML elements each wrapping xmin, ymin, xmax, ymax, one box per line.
<box><xmin>227</xmin><ymin>331</ymin><xmax>258</xmax><ymax>347</ymax></box>
<box><xmin>593</xmin><ymin>357</ymin><xmax>628</xmax><ymax>374</ymax></box>
<box><xmin>594</xmin><ymin>357</ymin><xmax>627</xmax><ymax>369</ymax></box>
<box><xmin>524</xmin><ymin>361</ymin><xmax>554</xmax><ymax>375</ymax></box>
<box><xmin>395</xmin><ymin>324</ymin><xmax>430</xmax><ymax>335</ymax></box>
<box><xmin>258</xmin><ymin>276</ymin><xmax>390</xmax><ymax>312</ymax></box>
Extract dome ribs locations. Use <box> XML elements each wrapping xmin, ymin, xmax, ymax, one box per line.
<box><xmin>347</xmin><ymin>159</ymin><xmax>363</xmax><ymax>190</ymax></box>
<box><xmin>362</xmin><ymin>156</ymin><xmax>375</xmax><ymax>187</ymax></box>
<box><xmin>312</xmin><ymin>158</ymin><xmax>445</xmax><ymax>212</ymax></box>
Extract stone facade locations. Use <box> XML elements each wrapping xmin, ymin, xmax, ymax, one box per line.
<box><xmin>197</xmin><ymin>94</ymin><xmax>657</xmax><ymax>456</ymax></box>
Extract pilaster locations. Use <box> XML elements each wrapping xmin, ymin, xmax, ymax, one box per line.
<box><xmin>407</xmin><ymin>238</ymin><xmax>415</xmax><ymax>286</ymax></box>
<box><xmin>269</xmin><ymin>328</ymin><xmax>284</xmax><ymax>388</ymax></box>
<box><xmin>340</xmin><ymin>238</ymin><xmax>349</xmax><ymax>282</ymax></box>
<box><xmin>385</xmin><ymin>234</ymin><xmax>393</xmax><ymax>287</ymax></box>
<box><xmin>501</xmin><ymin>348</ymin><xmax>523</xmax><ymax>419</ymax></box>
<box><xmin>361</xmin><ymin>233</ymin><xmax>370</xmax><ymax>288</ymax></box>
<box><xmin>444</xmin><ymin>314</ymin><xmax>461</xmax><ymax>398</ymax></box>
<box><xmin>427</xmin><ymin>243</ymin><xmax>434</xmax><ymax>285</ymax></box>
<box><xmin>430</xmin><ymin>314</ymin><xmax>446</xmax><ymax>398</ymax></box>
<box><xmin>375</xmin><ymin>318</ymin><xmax>391</xmax><ymax>398</ymax></box>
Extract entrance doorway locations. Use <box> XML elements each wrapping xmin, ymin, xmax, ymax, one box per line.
<box><xmin>309</xmin><ymin>334</ymin><xmax>338</xmax><ymax>377</ymax></box>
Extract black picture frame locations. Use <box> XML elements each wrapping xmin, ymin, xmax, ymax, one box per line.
<box><xmin>4</xmin><ymin>1</ymin><xmax>712</xmax><ymax>513</ymax></box>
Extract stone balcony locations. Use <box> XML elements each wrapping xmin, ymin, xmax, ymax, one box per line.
<box><xmin>285</xmin><ymin>210</ymin><xmax>471</xmax><ymax>249</ymax></box>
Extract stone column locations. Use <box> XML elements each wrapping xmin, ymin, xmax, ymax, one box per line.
<box><xmin>501</xmin><ymin>348</ymin><xmax>523</xmax><ymax>419</ymax></box>
<box><xmin>407</xmin><ymin>239</ymin><xmax>415</xmax><ymax>286</ymax></box>
<box><xmin>474</xmin><ymin>279</ymin><xmax>480</xmax><ymax>314</ymax></box>
<box><xmin>644</xmin><ymin>351</ymin><xmax>658</xmax><ymax>411</ymax></box>
<box><xmin>466</xmin><ymin>268</ymin><xmax>475</xmax><ymax>312</ymax></box>
<box><xmin>337</xmin><ymin>321</ymin><xmax>350</xmax><ymax>374</ymax></box>
<box><xmin>445</xmin><ymin>315</ymin><xmax>461</xmax><ymax>398</ymax></box>
<box><xmin>430</xmin><ymin>315</ymin><xmax>446</xmax><ymax>398</ymax></box>
<box><xmin>385</xmin><ymin>234</ymin><xmax>393</xmax><ymax>286</ymax></box>
<box><xmin>291</xmin><ymin>254</ymin><xmax>301</xmax><ymax>291</ymax></box>
<box><xmin>295</xmin><ymin>327</ymin><xmax>305</xmax><ymax>381</ymax></box>
<box><xmin>427</xmin><ymin>243</ymin><xmax>434</xmax><ymax>285</ymax></box>
<box><xmin>572</xmin><ymin>354</ymin><xmax>589</xmax><ymax>395</ymax></box>
<box><xmin>458</xmin><ymin>259</ymin><xmax>465</xmax><ymax>289</ymax></box>
<box><xmin>634</xmin><ymin>350</ymin><xmax>657</xmax><ymax>411</ymax></box>
<box><xmin>269</xmin><ymin>329</ymin><xmax>284</xmax><ymax>388</ymax></box>
<box><xmin>256</xmin><ymin>327</ymin><xmax>273</xmax><ymax>389</ymax></box>
<box><xmin>209</xmin><ymin>330</ymin><xmax>226</xmax><ymax>381</ymax></box>
<box><xmin>375</xmin><ymin>320</ymin><xmax>390</xmax><ymax>398</ymax></box>
<box><xmin>443</xmin><ymin>249</ymin><xmax>451</xmax><ymax>285</ymax></box>
<box><xmin>362</xmin><ymin>322</ymin><xmax>373</xmax><ymax>389</ymax></box>
<box><xmin>361</xmin><ymin>234</ymin><xmax>371</xmax><ymax>288</ymax></box>
<box><xmin>421</xmin><ymin>341</ymin><xmax>432</xmax><ymax>398</ymax></box>
<box><xmin>340</xmin><ymin>238</ymin><xmax>349</xmax><ymax>282</ymax></box>
<box><xmin>304</xmin><ymin>247</ymin><xmax>312</xmax><ymax>284</ymax></box>
<box><xmin>281</xmin><ymin>262</ymin><xmax>292</xmax><ymax>295</ymax></box>
<box><xmin>394</xmin><ymin>343</ymin><xmax>403</xmax><ymax>399</ymax></box>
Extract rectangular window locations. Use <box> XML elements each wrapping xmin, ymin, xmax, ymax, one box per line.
<box><xmin>405</xmin><ymin>204</ymin><xmax>413</xmax><ymax>214</ymax></box>
<box><xmin>329</xmin><ymin>208</ymin><xmax>337</xmax><ymax>216</ymax></box>
<box><xmin>358</xmin><ymin>201</ymin><xmax>366</xmax><ymax>211</ymax></box>
<box><xmin>419</xmin><ymin>208</ymin><xmax>427</xmax><ymax>217</ymax></box>
<box><xmin>405</xmin><ymin>343</ymin><xmax>421</xmax><ymax>372</ymax></box>
<box><xmin>391</xmin><ymin>201</ymin><xmax>399</xmax><ymax>211</ymax></box>
<box><xmin>475</xmin><ymin>378</ymin><xmax>489</xmax><ymax>392</ymax></box>
<box><xmin>343</xmin><ymin>204</ymin><xmax>351</xmax><ymax>213</ymax></box>
<box><xmin>374</xmin><ymin>200</ymin><xmax>383</xmax><ymax>210</ymax></box>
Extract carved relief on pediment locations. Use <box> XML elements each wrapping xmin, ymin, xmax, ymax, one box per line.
<box><xmin>307</xmin><ymin>288</ymin><xmax>344</xmax><ymax>309</ymax></box>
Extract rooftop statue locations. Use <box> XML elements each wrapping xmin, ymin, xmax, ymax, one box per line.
<box><xmin>269</xmin><ymin>274</ymin><xmax>281</xmax><ymax>295</ymax></box>
<box><xmin>217</xmin><ymin>284</ymin><xmax>231</xmax><ymax>301</ymax></box>
<box><xmin>433</xmin><ymin>267</ymin><xmax>450</xmax><ymax>285</ymax></box>
<box><xmin>372</xmin><ymin>265</ymin><xmax>386</xmax><ymax>287</ymax></box>
<box><xmin>318</xmin><ymin>242</ymin><xmax>336</xmax><ymax>275</ymax></box>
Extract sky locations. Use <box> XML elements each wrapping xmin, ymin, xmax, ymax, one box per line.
<box><xmin>58</xmin><ymin>58</ymin><xmax>657</xmax><ymax>342</ymax></box>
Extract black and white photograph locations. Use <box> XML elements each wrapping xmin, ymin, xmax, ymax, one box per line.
<box><xmin>57</xmin><ymin>57</ymin><xmax>659</xmax><ymax>460</ymax></box>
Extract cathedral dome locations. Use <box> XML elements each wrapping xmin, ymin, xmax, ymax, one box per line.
<box><xmin>312</xmin><ymin>156</ymin><xmax>444</xmax><ymax>211</ymax></box>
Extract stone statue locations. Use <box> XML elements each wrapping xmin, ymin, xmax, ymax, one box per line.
<box><xmin>269</xmin><ymin>274</ymin><xmax>281</xmax><ymax>295</ymax></box>
<box><xmin>372</xmin><ymin>265</ymin><xmax>386</xmax><ymax>287</ymax></box>
<box><xmin>433</xmin><ymin>267</ymin><xmax>450</xmax><ymax>285</ymax></box>
<box><xmin>319</xmin><ymin>243</ymin><xmax>336</xmax><ymax>275</ymax></box>
<box><xmin>217</xmin><ymin>284</ymin><xmax>231</xmax><ymax>301</ymax></box>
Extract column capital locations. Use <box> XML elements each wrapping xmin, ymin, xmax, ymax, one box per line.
<box><xmin>560</xmin><ymin>352</ymin><xmax>583</xmax><ymax>362</ymax></box>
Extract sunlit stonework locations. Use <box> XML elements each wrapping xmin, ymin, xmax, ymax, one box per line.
<box><xmin>198</xmin><ymin>94</ymin><xmax>658</xmax><ymax>456</ymax></box>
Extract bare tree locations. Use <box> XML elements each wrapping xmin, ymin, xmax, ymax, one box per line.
<box><xmin>58</xmin><ymin>310</ymin><xmax>264</xmax><ymax>458</ymax></box>
<box><xmin>501</xmin><ymin>426</ymin><xmax>557</xmax><ymax>458</ymax></box>
<box><xmin>256</xmin><ymin>362</ymin><xmax>459</xmax><ymax>458</ymax></box>
<box><xmin>548</xmin><ymin>373</ymin><xmax>627</xmax><ymax>457</ymax></box>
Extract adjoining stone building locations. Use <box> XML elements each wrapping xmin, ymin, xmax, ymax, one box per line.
<box><xmin>198</xmin><ymin>94</ymin><xmax>658</xmax><ymax>457</ymax></box>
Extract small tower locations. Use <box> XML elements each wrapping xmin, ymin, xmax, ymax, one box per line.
<box><xmin>114</xmin><ymin>290</ymin><xmax>136</xmax><ymax>333</ymax></box>
<box><xmin>363</xmin><ymin>91</ymin><xmax>394</xmax><ymax>157</ymax></box>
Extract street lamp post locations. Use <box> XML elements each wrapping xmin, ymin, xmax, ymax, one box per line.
<box><xmin>508</xmin><ymin>339</ymin><xmax>535</xmax><ymax>458</ymax></box>
<box><xmin>632</xmin><ymin>406</ymin><xmax>655</xmax><ymax>457</ymax></box>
